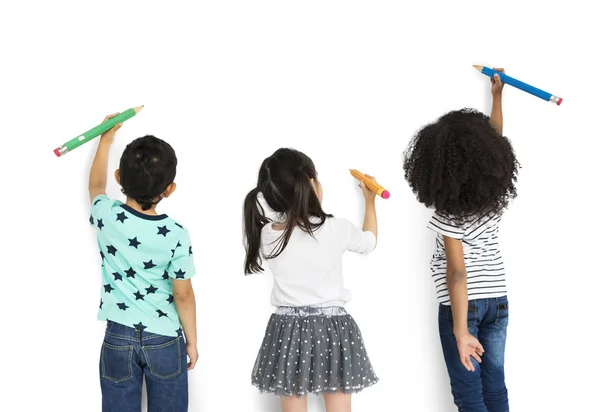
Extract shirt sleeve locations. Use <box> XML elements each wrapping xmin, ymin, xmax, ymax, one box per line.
<box><xmin>333</xmin><ymin>218</ymin><xmax>377</xmax><ymax>255</ymax></box>
<box><xmin>427</xmin><ymin>212</ymin><xmax>465</xmax><ymax>240</ymax></box>
<box><xmin>167</xmin><ymin>228</ymin><xmax>196</xmax><ymax>280</ymax></box>
<box><xmin>90</xmin><ymin>194</ymin><xmax>113</xmax><ymax>229</ymax></box>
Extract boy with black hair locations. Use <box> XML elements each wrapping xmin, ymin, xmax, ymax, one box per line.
<box><xmin>88</xmin><ymin>114</ymin><xmax>197</xmax><ymax>412</ymax></box>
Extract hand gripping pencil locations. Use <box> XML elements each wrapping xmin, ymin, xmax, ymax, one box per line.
<box><xmin>54</xmin><ymin>105</ymin><xmax>144</xmax><ymax>157</ymax></box>
<box><xmin>350</xmin><ymin>169</ymin><xmax>390</xmax><ymax>199</ymax></box>
<box><xmin>473</xmin><ymin>65</ymin><xmax>562</xmax><ymax>105</ymax></box>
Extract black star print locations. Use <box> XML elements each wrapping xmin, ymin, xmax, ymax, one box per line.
<box><xmin>116</xmin><ymin>212</ymin><xmax>128</xmax><ymax>223</ymax></box>
<box><xmin>100</xmin><ymin>251</ymin><xmax>105</xmax><ymax>260</ymax></box>
<box><xmin>128</xmin><ymin>237</ymin><xmax>141</xmax><ymax>248</ymax></box>
<box><xmin>134</xmin><ymin>291</ymin><xmax>145</xmax><ymax>300</ymax></box>
<box><xmin>171</xmin><ymin>241</ymin><xmax>182</xmax><ymax>257</ymax></box>
<box><xmin>97</xmin><ymin>219</ymin><xmax>104</xmax><ymax>230</ymax></box>
<box><xmin>146</xmin><ymin>285</ymin><xmax>158</xmax><ymax>294</ymax></box>
<box><xmin>112</xmin><ymin>272</ymin><xmax>123</xmax><ymax>281</ymax></box>
<box><xmin>133</xmin><ymin>322</ymin><xmax>147</xmax><ymax>331</ymax></box>
<box><xmin>174</xmin><ymin>269</ymin><xmax>186</xmax><ymax>279</ymax></box>
<box><xmin>143</xmin><ymin>260</ymin><xmax>157</xmax><ymax>269</ymax></box>
<box><xmin>176</xmin><ymin>327</ymin><xmax>183</xmax><ymax>335</ymax></box>
<box><xmin>189</xmin><ymin>246</ymin><xmax>193</xmax><ymax>256</ymax></box>
<box><xmin>157</xmin><ymin>225</ymin><xmax>171</xmax><ymax>237</ymax></box>
<box><xmin>157</xmin><ymin>309</ymin><xmax>169</xmax><ymax>318</ymax></box>
<box><xmin>89</xmin><ymin>215</ymin><xmax>94</xmax><ymax>226</ymax></box>
<box><xmin>99</xmin><ymin>299</ymin><xmax>103</xmax><ymax>309</ymax></box>
<box><xmin>175</xmin><ymin>223</ymin><xmax>183</xmax><ymax>229</ymax></box>
<box><xmin>125</xmin><ymin>267</ymin><xmax>136</xmax><ymax>278</ymax></box>
<box><xmin>117</xmin><ymin>302</ymin><xmax>129</xmax><ymax>311</ymax></box>
<box><xmin>167</xmin><ymin>294</ymin><xmax>174</xmax><ymax>304</ymax></box>
<box><xmin>162</xmin><ymin>270</ymin><xmax>169</xmax><ymax>280</ymax></box>
<box><xmin>106</xmin><ymin>245</ymin><xmax>117</xmax><ymax>256</ymax></box>
<box><xmin>104</xmin><ymin>284</ymin><xmax>114</xmax><ymax>293</ymax></box>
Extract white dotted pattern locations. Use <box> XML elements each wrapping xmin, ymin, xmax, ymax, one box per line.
<box><xmin>251</xmin><ymin>307</ymin><xmax>378</xmax><ymax>396</ymax></box>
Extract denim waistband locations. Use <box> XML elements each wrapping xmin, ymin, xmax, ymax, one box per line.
<box><xmin>275</xmin><ymin>306</ymin><xmax>347</xmax><ymax>317</ymax></box>
<box><xmin>105</xmin><ymin>320</ymin><xmax>181</xmax><ymax>343</ymax></box>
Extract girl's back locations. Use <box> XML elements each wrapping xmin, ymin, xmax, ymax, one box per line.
<box><xmin>262</xmin><ymin>217</ymin><xmax>376</xmax><ymax>307</ymax></box>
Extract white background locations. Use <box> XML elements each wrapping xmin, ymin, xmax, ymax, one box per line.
<box><xmin>1</xmin><ymin>1</ymin><xmax>598</xmax><ymax>411</ymax></box>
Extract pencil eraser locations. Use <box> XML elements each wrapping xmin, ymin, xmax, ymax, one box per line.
<box><xmin>381</xmin><ymin>190</ymin><xmax>390</xmax><ymax>199</ymax></box>
<box><xmin>54</xmin><ymin>148</ymin><xmax>61</xmax><ymax>157</ymax></box>
<box><xmin>557</xmin><ymin>98</ymin><xmax>563</xmax><ymax>106</ymax></box>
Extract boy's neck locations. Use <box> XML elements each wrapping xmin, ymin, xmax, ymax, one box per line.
<box><xmin>125</xmin><ymin>198</ymin><xmax>159</xmax><ymax>215</ymax></box>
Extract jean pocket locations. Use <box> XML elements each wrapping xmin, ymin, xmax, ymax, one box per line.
<box><xmin>495</xmin><ymin>298</ymin><xmax>509</xmax><ymax>329</ymax></box>
<box><xmin>101</xmin><ymin>341</ymin><xmax>134</xmax><ymax>383</ymax></box>
<box><xmin>143</xmin><ymin>337</ymin><xmax>182</xmax><ymax>379</ymax></box>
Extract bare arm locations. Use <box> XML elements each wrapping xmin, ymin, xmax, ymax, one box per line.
<box><xmin>172</xmin><ymin>279</ymin><xmax>198</xmax><ymax>370</ymax></box>
<box><xmin>490</xmin><ymin>68</ymin><xmax>505</xmax><ymax>134</ymax></box>
<box><xmin>362</xmin><ymin>198</ymin><xmax>377</xmax><ymax>238</ymax></box>
<box><xmin>360</xmin><ymin>175</ymin><xmax>378</xmax><ymax>239</ymax></box>
<box><xmin>89</xmin><ymin>114</ymin><xmax>121</xmax><ymax>203</ymax></box>
<box><xmin>444</xmin><ymin>235</ymin><xmax>484</xmax><ymax>371</ymax></box>
<box><xmin>444</xmin><ymin>236</ymin><xmax>469</xmax><ymax>335</ymax></box>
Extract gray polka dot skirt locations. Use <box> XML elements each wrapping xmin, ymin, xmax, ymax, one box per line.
<box><xmin>251</xmin><ymin>306</ymin><xmax>378</xmax><ymax>396</ymax></box>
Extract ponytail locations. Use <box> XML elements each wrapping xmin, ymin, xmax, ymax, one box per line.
<box><xmin>269</xmin><ymin>170</ymin><xmax>326</xmax><ymax>259</ymax></box>
<box><xmin>244</xmin><ymin>148</ymin><xmax>332</xmax><ymax>274</ymax></box>
<box><xmin>243</xmin><ymin>187</ymin><xmax>271</xmax><ymax>274</ymax></box>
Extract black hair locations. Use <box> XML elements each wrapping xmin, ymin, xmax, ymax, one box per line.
<box><xmin>243</xmin><ymin>148</ymin><xmax>332</xmax><ymax>274</ymax></box>
<box><xmin>119</xmin><ymin>135</ymin><xmax>177</xmax><ymax>211</ymax></box>
<box><xmin>403</xmin><ymin>108</ymin><xmax>520</xmax><ymax>221</ymax></box>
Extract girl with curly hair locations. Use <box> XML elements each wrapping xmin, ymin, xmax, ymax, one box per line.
<box><xmin>404</xmin><ymin>68</ymin><xmax>519</xmax><ymax>412</ymax></box>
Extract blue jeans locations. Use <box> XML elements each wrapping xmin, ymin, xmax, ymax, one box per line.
<box><xmin>100</xmin><ymin>321</ymin><xmax>188</xmax><ymax>412</ymax></box>
<box><xmin>438</xmin><ymin>296</ymin><xmax>509</xmax><ymax>412</ymax></box>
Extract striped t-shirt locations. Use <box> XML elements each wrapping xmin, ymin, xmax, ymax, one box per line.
<box><xmin>427</xmin><ymin>211</ymin><xmax>507</xmax><ymax>305</ymax></box>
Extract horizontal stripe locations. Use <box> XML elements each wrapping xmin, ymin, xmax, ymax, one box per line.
<box><xmin>428</xmin><ymin>211</ymin><xmax>507</xmax><ymax>304</ymax></box>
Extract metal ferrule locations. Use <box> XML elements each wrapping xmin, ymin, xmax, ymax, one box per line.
<box><xmin>56</xmin><ymin>145</ymin><xmax>69</xmax><ymax>156</ymax></box>
<box><xmin>549</xmin><ymin>95</ymin><xmax>561</xmax><ymax>104</ymax></box>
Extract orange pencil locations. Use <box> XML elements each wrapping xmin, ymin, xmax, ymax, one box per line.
<box><xmin>349</xmin><ymin>169</ymin><xmax>390</xmax><ymax>199</ymax></box>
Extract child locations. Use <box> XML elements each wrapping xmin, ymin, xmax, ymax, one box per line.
<box><xmin>88</xmin><ymin>114</ymin><xmax>198</xmax><ymax>412</ymax></box>
<box><xmin>404</xmin><ymin>69</ymin><xmax>518</xmax><ymax>412</ymax></box>
<box><xmin>243</xmin><ymin>148</ymin><xmax>379</xmax><ymax>412</ymax></box>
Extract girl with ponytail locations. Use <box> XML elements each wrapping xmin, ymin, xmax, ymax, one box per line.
<box><xmin>243</xmin><ymin>148</ymin><xmax>380</xmax><ymax>412</ymax></box>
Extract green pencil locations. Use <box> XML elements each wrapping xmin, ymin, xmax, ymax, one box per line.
<box><xmin>54</xmin><ymin>105</ymin><xmax>144</xmax><ymax>157</ymax></box>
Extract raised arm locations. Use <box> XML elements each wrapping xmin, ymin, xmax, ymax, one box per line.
<box><xmin>359</xmin><ymin>175</ymin><xmax>378</xmax><ymax>240</ymax></box>
<box><xmin>88</xmin><ymin>113</ymin><xmax>121</xmax><ymax>203</ymax></box>
<box><xmin>490</xmin><ymin>68</ymin><xmax>504</xmax><ymax>135</ymax></box>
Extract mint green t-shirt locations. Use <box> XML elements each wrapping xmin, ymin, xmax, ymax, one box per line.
<box><xmin>90</xmin><ymin>195</ymin><xmax>196</xmax><ymax>337</ymax></box>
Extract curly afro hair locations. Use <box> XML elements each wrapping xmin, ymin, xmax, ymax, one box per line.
<box><xmin>403</xmin><ymin>108</ymin><xmax>520</xmax><ymax>221</ymax></box>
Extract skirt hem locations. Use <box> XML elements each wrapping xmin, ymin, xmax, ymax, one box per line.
<box><xmin>252</xmin><ymin>377</ymin><xmax>379</xmax><ymax>397</ymax></box>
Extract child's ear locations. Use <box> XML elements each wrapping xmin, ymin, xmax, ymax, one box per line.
<box><xmin>163</xmin><ymin>182</ymin><xmax>177</xmax><ymax>198</ymax></box>
<box><xmin>114</xmin><ymin>169</ymin><xmax>120</xmax><ymax>185</ymax></box>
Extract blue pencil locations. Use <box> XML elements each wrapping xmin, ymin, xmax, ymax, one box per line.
<box><xmin>473</xmin><ymin>65</ymin><xmax>562</xmax><ymax>106</ymax></box>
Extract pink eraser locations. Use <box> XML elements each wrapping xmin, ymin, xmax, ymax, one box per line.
<box><xmin>381</xmin><ymin>190</ymin><xmax>390</xmax><ymax>199</ymax></box>
<box><xmin>557</xmin><ymin>98</ymin><xmax>563</xmax><ymax>106</ymax></box>
<box><xmin>54</xmin><ymin>148</ymin><xmax>61</xmax><ymax>157</ymax></box>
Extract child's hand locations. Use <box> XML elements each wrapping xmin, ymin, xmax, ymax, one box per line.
<box><xmin>456</xmin><ymin>332</ymin><xmax>484</xmax><ymax>372</ymax></box>
<box><xmin>186</xmin><ymin>343</ymin><xmax>198</xmax><ymax>370</ymax></box>
<box><xmin>491</xmin><ymin>67</ymin><xmax>505</xmax><ymax>98</ymax></box>
<box><xmin>99</xmin><ymin>113</ymin><xmax>122</xmax><ymax>143</ymax></box>
<box><xmin>359</xmin><ymin>174</ymin><xmax>377</xmax><ymax>203</ymax></box>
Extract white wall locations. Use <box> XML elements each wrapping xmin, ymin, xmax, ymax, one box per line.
<box><xmin>1</xmin><ymin>1</ymin><xmax>598</xmax><ymax>411</ymax></box>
